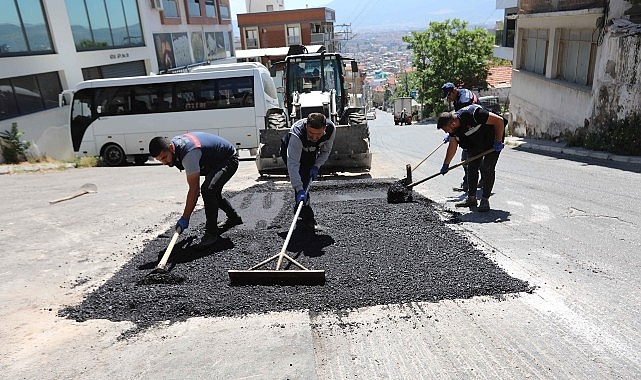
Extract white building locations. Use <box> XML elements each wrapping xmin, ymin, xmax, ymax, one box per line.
<box><xmin>495</xmin><ymin>0</ymin><xmax>641</xmax><ymax>139</ymax></box>
<box><xmin>244</xmin><ymin>0</ymin><xmax>284</xmax><ymax>13</ymax></box>
<box><xmin>0</xmin><ymin>0</ymin><xmax>235</xmax><ymax>162</ymax></box>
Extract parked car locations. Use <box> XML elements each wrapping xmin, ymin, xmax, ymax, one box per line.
<box><xmin>478</xmin><ymin>95</ymin><xmax>502</xmax><ymax>115</ymax></box>
<box><xmin>366</xmin><ymin>111</ymin><xmax>376</xmax><ymax>120</ymax></box>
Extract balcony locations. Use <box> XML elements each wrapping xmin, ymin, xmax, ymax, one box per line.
<box><xmin>310</xmin><ymin>33</ymin><xmax>327</xmax><ymax>44</ymax></box>
<box><xmin>519</xmin><ymin>0</ymin><xmax>604</xmax><ymax>14</ymax></box>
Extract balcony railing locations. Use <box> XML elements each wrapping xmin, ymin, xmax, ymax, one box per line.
<box><xmin>310</xmin><ymin>33</ymin><xmax>327</xmax><ymax>44</ymax></box>
<box><xmin>519</xmin><ymin>0</ymin><xmax>604</xmax><ymax>14</ymax></box>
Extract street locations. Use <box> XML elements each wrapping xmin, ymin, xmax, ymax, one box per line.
<box><xmin>1</xmin><ymin>110</ymin><xmax>640</xmax><ymax>379</ymax></box>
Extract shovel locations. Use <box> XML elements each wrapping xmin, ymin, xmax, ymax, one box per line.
<box><xmin>49</xmin><ymin>183</ymin><xmax>97</xmax><ymax>204</ymax></box>
<box><xmin>149</xmin><ymin>226</ymin><xmax>182</xmax><ymax>275</ymax></box>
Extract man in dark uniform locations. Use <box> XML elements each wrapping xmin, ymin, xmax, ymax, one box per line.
<box><xmin>437</xmin><ymin>104</ymin><xmax>506</xmax><ymax>212</ymax></box>
<box><xmin>441</xmin><ymin>82</ymin><xmax>482</xmax><ymax>192</ymax></box>
<box><xmin>149</xmin><ymin>132</ymin><xmax>242</xmax><ymax>246</ymax></box>
<box><xmin>281</xmin><ymin>112</ymin><xmax>336</xmax><ymax>231</ymax></box>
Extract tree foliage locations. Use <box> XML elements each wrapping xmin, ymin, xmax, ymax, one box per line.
<box><xmin>403</xmin><ymin>19</ymin><xmax>495</xmax><ymax>116</ymax></box>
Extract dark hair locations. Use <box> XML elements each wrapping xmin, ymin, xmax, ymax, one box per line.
<box><xmin>307</xmin><ymin>112</ymin><xmax>327</xmax><ymax>129</ymax></box>
<box><xmin>436</xmin><ymin>112</ymin><xmax>455</xmax><ymax>130</ymax></box>
<box><xmin>149</xmin><ymin>136</ymin><xmax>171</xmax><ymax>157</ymax></box>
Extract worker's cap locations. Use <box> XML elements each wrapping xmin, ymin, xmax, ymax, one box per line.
<box><xmin>441</xmin><ymin>82</ymin><xmax>455</xmax><ymax>98</ymax></box>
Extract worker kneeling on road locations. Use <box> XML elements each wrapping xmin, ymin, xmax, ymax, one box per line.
<box><xmin>437</xmin><ymin>104</ymin><xmax>506</xmax><ymax>212</ymax></box>
<box><xmin>149</xmin><ymin>132</ymin><xmax>243</xmax><ymax>246</ymax></box>
<box><xmin>281</xmin><ymin>112</ymin><xmax>336</xmax><ymax>231</ymax></box>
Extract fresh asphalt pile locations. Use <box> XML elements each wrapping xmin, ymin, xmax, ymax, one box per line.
<box><xmin>59</xmin><ymin>179</ymin><xmax>531</xmax><ymax>336</ymax></box>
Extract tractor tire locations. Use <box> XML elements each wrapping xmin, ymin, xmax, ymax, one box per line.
<box><xmin>267</xmin><ymin>112</ymin><xmax>287</xmax><ymax>129</ymax></box>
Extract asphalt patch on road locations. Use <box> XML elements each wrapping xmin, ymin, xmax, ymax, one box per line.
<box><xmin>59</xmin><ymin>178</ymin><xmax>530</xmax><ymax>337</ymax></box>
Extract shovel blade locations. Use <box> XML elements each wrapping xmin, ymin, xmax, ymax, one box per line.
<box><xmin>228</xmin><ymin>269</ymin><xmax>326</xmax><ymax>286</ymax></box>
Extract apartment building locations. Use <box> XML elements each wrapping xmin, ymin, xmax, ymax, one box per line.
<box><xmin>237</xmin><ymin>7</ymin><xmax>338</xmax><ymax>54</ymax></box>
<box><xmin>495</xmin><ymin>0</ymin><xmax>641</xmax><ymax>139</ymax></box>
<box><xmin>0</xmin><ymin>0</ymin><xmax>234</xmax><ymax>162</ymax></box>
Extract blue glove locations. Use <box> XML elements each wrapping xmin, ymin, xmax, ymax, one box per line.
<box><xmin>310</xmin><ymin>166</ymin><xmax>319</xmax><ymax>180</ymax></box>
<box><xmin>176</xmin><ymin>216</ymin><xmax>189</xmax><ymax>233</ymax></box>
<box><xmin>440</xmin><ymin>163</ymin><xmax>449</xmax><ymax>175</ymax></box>
<box><xmin>443</xmin><ymin>134</ymin><xmax>450</xmax><ymax>143</ymax></box>
<box><xmin>493</xmin><ymin>141</ymin><xmax>504</xmax><ymax>152</ymax></box>
<box><xmin>295</xmin><ymin>190</ymin><xmax>307</xmax><ymax>204</ymax></box>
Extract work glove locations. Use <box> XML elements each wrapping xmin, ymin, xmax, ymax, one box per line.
<box><xmin>440</xmin><ymin>163</ymin><xmax>449</xmax><ymax>175</ymax></box>
<box><xmin>295</xmin><ymin>190</ymin><xmax>308</xmax><ymax>204</ymax></box>
<box><xmin>176</xmin><ymin>216</ymin><xmax>189</xmax><ymax>233</ymax></box>
<box><xmin>493</xmin><ymin>141</ymin><xmax>504</xmax><ymax>152</ymax></box>
<box><xmin>443</xmin><ymin>134</ymin><xmax>450</xmax><ymax>143</ymax></box>
<box><xmin>310</xmin><ymin>166</ymin><xmax>319</xmax><ymax>180</ymax></box>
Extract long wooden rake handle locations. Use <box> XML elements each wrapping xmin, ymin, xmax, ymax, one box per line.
<box><xmin>407</xmin><ymin>148</ymin><xmax>495</xmax><ymax>189</ymax></box>
<box><xmin>412</xmin><ymin>140</ymin><xmax>446</xmax><ymax>172</ymax></box>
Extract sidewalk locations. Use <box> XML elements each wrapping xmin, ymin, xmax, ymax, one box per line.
<box><xmin>505</xmin><ymin>136</ymin><xmax>641</xmax><ymax>164</ymax></box>
<box><xmin>0</xmin><ymin>162</ymin><xmax>76</xmax><ymax>175</ymax></box>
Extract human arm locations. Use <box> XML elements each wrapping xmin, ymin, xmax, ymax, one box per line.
<box><xmin>486</xmin><ymin>112</ymin><xmax>506</xmax><ymax>145</ymax></box>
<box><xmin>286</xmin><ymin>134</ymin><xmax>305</xmax><ymax>192</ymax></box>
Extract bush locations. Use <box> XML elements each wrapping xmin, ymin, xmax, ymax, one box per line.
<box><xmin>565</xmin><ymin>113</ymin><xmax>641</xmax><ymax>156</ymax></box>
<box><xmin>0</xmin><ymin>123</ymin><xmax>31</xmax><ymax>164</ymax></box>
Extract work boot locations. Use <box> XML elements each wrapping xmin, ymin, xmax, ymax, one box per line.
<box><xmin>199</xmin><ymin>231</ymin><xmax>218</xmax><ymax>246</ymax></box>
<box><xmin>217</xmin><ymin>214</ymin><xmax>243</xmax><ymax>229</ymax></box>
<box><xmin>452</xmin><ymin>182</ymin><xmax>468</xmax><ymax>192</ymax></box>
<box><xmin>478</xmin><ymin>197</ymin><xmax>490</xmax><ymax>212</ymax></box>
<box><xmin>455</xmin><ymin>196</ymin><xmax>477</xmax><ymax>208</ymax></box>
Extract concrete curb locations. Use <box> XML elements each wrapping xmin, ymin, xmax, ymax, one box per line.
<box><xmin>505</xmin><ymin>137</ymin><xmax>641</xmax><ymax>164</ymax></box>
<box><xmin>0</xmin><ymin>162</ymin><xmax>76</xmax><ymax>175</ymax></box>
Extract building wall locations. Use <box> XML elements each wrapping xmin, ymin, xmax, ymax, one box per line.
<box><xmin>509</xmin><ymin>0</ymin><xmax>641</xmax><ymax>139</ymax></box>
<box><xmin>237</xmin><ymin>8</ymin><xmax>334</xmax><ymax>50</ymax></box>
<box><xmin>0</xmin><ymin>0</ymin><xmax>234</xmax><ymax>162</ymax></box>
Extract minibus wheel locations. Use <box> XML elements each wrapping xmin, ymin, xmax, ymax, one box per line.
<box><xmin>102</xmin><ymin>143</ymin><xmax>126</xmax><ymax>166</ymax></box>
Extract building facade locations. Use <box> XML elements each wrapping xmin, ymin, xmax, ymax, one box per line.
<box><xmin>503</xmin><ymin>0</ymin><xmax>641</xmax><ymax>139</ymax></box>
<box><xmin>237</xmin><ymin>7</ymin><xmax>337</xmax><ymax>53</ymax></box>
<box><xmin>0</xmin><ymin>0</ymin><xmax>234</xmax><ymax>162</ymax></box>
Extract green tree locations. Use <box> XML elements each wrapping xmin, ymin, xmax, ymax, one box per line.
<box><xmin>403</xmin><ymin>19</ymin><xmax>495</xmax><ymax>116</ymax></box>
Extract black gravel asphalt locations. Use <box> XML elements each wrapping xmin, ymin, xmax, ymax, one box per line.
<box><xmin>59</xmin><ymin>178</ymin><xmax>531</xmax><ymax>336</ymax></box>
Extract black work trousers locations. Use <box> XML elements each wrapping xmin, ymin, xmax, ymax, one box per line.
<box><xmin>201</xmin><ymin>154</ymin><xmax>239</xmax><ymax>235</ymax></box>
<box><xmin>466</xmin><ymin>149</ymin><xmax>499</xmax><ymax>199</ymax></box>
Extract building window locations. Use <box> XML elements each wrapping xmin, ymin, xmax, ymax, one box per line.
<box><xmin>161</xmin><ymin>0</ymin><xmax>179</xmax><ymax>18</ymax></box>
<box><xmin>185</xmin><ymin>0</ymin><xmax>218</xmax><ymax>24</ymax></box>
<box><xmin>286</xmin><ymin>24</ymin><xmax>301</xmax><ymax>46</ymax></box>
<box><xmin>557</xmin><ymin>29</ymin><xmax>596</xmax><ymax>86</ymax></box>
<box><xmin>245</xmin><ymin>28</ymin><xmax>259</xmax><ymax>48</ymax></box>
<box><xmin>520</xmin><ymin>28</ymin><xmax>548</xmax><ymax>75</ymax></box>
<box><xmin>65</xmin><ymin>0</ymin><xmax>144</xmax><ymax>50</ymax></box>
<box><xmin>0</xmin><ymin>0</ymin><xmax>54</xmax><ymax>57</ymax></box>
<box><xmin>0</xmin><ymin>72</ymin><xmax>63</xmax><ymax>121</ymax></box>
<box><xmin>219</xmin><ymin>0</ymin><xmax>231</xmax><ymax>20</ymax></box>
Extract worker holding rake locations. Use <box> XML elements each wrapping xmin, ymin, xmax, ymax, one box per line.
<box><xmin>437</xmin><ymin>104</ymin><xmax>507</xmax><ymax>212</ymax></box>
<box><xmin>149</xmin><ymin>132</ymin><xmax>243</xmax><ymax>246</ymax></box>
<box><xmin>281</xmin><ymin>112</ymin><xmax>336</xmax><ymax>231</ymax></box>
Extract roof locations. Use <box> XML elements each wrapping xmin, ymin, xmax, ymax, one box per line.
<box><xmin>487</xmin><ymin>66</ymin><xmax>513</xmax><ymax>88</ymax></box>
<box><xmin>234</xmin><ymin>45</ymin><xmax>325</xmax><ymax>59</ymax></box>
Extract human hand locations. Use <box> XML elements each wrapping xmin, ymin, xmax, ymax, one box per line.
<box><xmin>493</xmin><ymin>141</ymin><xmax>504</xmax><ymax>152</ymax></box>
<box><xmin>310</xmin><ymin>166</ymin><xmax>319</xmax><ymax>180</ymax></box>
<box><xmin>443</xmin><ymin>134</ymin><xmax>450</xmax><ymax>143</ymax></box>
<box><xmin>440</xmin><ymin>163</ymin><xmax>449</xmax><ymax>175</ymax></box>
<box><xmin>295</xmin><ymin>190</ymin><xmax>307</xmax><ymax>204</ymax></box>
<box><xmin>176</xmin><ymin>216</ymin><xmax>189</xmax><ymax>233</ymax></box>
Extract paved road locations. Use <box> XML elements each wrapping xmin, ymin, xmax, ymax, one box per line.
<box><xmin>1</xmin><ymin>112</ymin><xmax>640</xmax><ymax>379</ymax></box>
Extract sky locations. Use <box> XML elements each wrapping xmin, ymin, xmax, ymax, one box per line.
<box><xmin>228</xmin><ymin>0</ymin><xmax>503</xmax><ymax>31</ymax></box>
